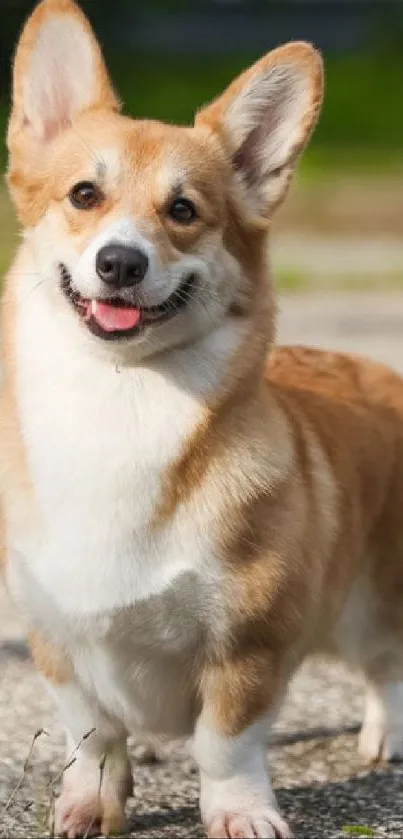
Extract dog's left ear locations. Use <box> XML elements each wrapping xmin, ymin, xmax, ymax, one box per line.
<box><xmin>8</xmin><ymin>0</ymin><xmax>119</xmax><ymax>151</ymax></box>
<box><xmin>196</xmin><ymin>43</ymin><xmax>323</xmax><ymax>217</ymax></box>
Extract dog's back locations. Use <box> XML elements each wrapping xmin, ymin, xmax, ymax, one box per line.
<box><xmin>269</xmin><ymin>346</ymin><xmax>403</xmax><ymax>685</ymax></box>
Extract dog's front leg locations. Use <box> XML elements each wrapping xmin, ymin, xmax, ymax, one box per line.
<box><xmin>192</xmin><ymin>653</ymin><xmax>292</xmax><ymax>839</ymax></box>
<box><xmin>30</xmin><ymin>634</ymin><xmax>132</xmax><ymax>837</ymax></box>
<box><xmin>50</xmin><ymin>681</ymin><xmax>132</xmax><ymax>837</ymax></box>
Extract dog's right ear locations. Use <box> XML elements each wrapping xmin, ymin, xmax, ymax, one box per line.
<box><xmin>8</xmin><ymin>0</ymin><xmax>119</xmax><ymax>153</ymax></box>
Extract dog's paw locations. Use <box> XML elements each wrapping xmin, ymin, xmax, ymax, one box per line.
<box><xmin>359</xmin><ymin>721</ymin><xmax>403</xmax><ymax>764</ymax></box>
<box><xmin>54</xmin><ymin>790</ymin><xmax>128</xmax><ymax>837</ymax></box>
<box><xmin>358</xmin><ymin>718</ymin><xmax>384</xmax><ymax>763</ymax></box>
<box><xmin>359</xmin><ymin>682</ymin><xmax>403</xmax><ymax>764</ymax></box>
<box><xmin>54</xmin><ymin>791</ymin><xmax>102</xmax><ymax>837</ymax></box>
<box><xmin>207</xmin><ymin>808</ymin><xmax>292</xmax><ymax>839</ymax></box>
<box><xmin>382</xmin><ymin>730</ymin><xmax>403</xmax><ymax>763</ymax></box>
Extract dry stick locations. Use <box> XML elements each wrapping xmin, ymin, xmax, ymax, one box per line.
<box><xmin>40</xmin><ymin>773</ymin><xmax>58</xmax><ymax>838</ymax></box>
<box><xmin>47</xmin><ymin>788</ymin><xmax>57</xmax><ymax>839</ymax></box>
<box><xmin>46</xmin><ymin>727</ymin><xmax>96</xmax><ymax>792</ymax></box>
<box><xmin>44</xmin><ymin>728</ymin><xmax>97</xmax><ymax>839</ymax></box>
<box><xmin>0</xmin><ymin>728</ymin><xmax>48</xmax><ymax>820</ymax></box>
<box><xmin>83</xmin><ymin>753</ymin><xmax>107</xmax><ymax>839</ymax></box>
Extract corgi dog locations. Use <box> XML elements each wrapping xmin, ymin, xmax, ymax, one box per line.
<box><xmin>3</xmin><ymin>1</ymin><xmax>403</xmax><ymax>837</ymax></box>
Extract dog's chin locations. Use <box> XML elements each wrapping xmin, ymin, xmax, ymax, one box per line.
<box><xmin>59</xmin><ymin>264</ymin><xmax>197</xmax><ymax>343</ymax></box>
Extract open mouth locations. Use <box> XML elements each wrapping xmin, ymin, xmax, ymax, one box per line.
<box><xmin>59</xmin><ymin>264</ymin><xmax>196</xmax><ymax>341</ymax></box>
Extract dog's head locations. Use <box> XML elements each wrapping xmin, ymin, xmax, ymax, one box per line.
<box><xmin>7</xmin><ymin>0</ymin><xmax>323</xmax><ymax>360</ymax></box>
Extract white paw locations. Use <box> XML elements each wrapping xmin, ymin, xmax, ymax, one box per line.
<box><xmin>358</xmin><ymin>718</ymin><xmax>385</xmax><ymax>763</ymax></box>
<box><xmin>54</xmin><ymin>791</ymin><xmax>102</xmax><ymax>837</ymax></box>
<box><xmin>359</xmin><ymin>682</ymin><xmax>403</xmax><ymax>764</ymax></box>
<box><xmin>359</xmin><ymin>717</ymin><xmax>403</xmax><ymax>764</ymax></box>
<box><xmin>207</xmin><ymin>808</ymin><xmax>293</xmax><ymax>839</ymax></box>
<box><xmin>54</xmin><ymin>789</ymin><xmax>128</xmax><ymax>837</ymax></box>
<box><xmin>382</xmin><ymin>729</ymin><xmax>403</xmax><ymax>762</ymax></box>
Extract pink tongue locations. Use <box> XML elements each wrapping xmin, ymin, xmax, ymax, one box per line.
<box><xmin>90</xmin><ymin>301</ymin><xmax>141</xmax><ymax>332</ymax></box>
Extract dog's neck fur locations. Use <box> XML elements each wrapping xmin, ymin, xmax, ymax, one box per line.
<box><xmin>10</xmin><ymin>227</ymin><xmax>274</xmax><ymax>398</ymax></box>
<box><xmin>4</xmin><ymin>238</ymin><xmax>273</xmax><ymax>519</ymax></box>
<box><xmin>1</xmin><ymin>247</ymin><xmax>277</xmax><ymax>662</ymax></box>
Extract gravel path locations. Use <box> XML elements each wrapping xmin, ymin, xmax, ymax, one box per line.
<box><xmin>2</xmin><ymin>292</ymin><xmax>403</xmax><ymax>838</ymax></box>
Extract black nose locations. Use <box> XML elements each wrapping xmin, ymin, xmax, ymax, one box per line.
<box><xmin>96</xmin><ymin>245</ymin><xmax>149</xmax><ymax>288</ymax></box>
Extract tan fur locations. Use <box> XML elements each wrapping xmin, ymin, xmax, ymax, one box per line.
<box><xmin>10</xmin><ymin>0</ymin><xmax>118</xmax><ymax>113</ymax></box>
<box><xmin>4</xmin><ymin>3</ymin><xmax>403</xmax><ymax>837</ymax></box>
<box><xmin>8</xmin><ymin>0</ymin><xmax>118</xmax><ymax>226</ymax></box>
<box><xmin>29</xmin><ymin>631</ymin><xmax>72</xmax><ymax>683</ymax></box>
<box><xmin>195</xmin><ymin>347</ymin><xmax>403</xmax><ymax>733</ymax></box>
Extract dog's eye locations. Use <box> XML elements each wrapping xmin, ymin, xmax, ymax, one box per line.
<box><xmin>168</xmin><ymin>198</ymin><xmax>197</xmax><ymax>224</ymax></box>
<box><xmin>69</xmin><ymin>181</ymin><xmax>103</xmax><ymax>210</ymax></box>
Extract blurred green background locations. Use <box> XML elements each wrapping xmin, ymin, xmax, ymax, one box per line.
<box><xmin>0</xmin><ymin>0</ymin><xmax>402</xmax><ymax>287</ymax></box>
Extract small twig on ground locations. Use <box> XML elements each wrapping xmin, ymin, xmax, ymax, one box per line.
<box><xmin>0</xmin><ymin>728</ymin><xmax>48</xmax><ymax>820</ymax></box>
<box><xmin>83</xmin><ymin>752</ymin><xmax>107</xmax><ymax>839</ymax></box>
<box><xmin>44</xmin><ymin>728</ymin><xmax>97</xmax><ymax>839</ymax></box>
<box><xmin>46</xmin><ymin>727</ymin><xmax>96</xmax><ymax>792</ymax></box>
<box><xmin>46</xmin><ymin>787</ymin><xmax>57</xmax><ymax>839</ymax></box>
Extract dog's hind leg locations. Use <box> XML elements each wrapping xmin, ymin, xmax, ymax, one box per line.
<box><xmin>359</xmin><ymin>675</ymin><xmax>403</xmax><ymax>763</ymax></box>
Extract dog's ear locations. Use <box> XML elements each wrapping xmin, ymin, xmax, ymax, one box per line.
<box><xmin>196</xmin><ymin>43</ymin><xmax>323</xmax><ymax>217</ymax></box>
<box><xmin>8</xmin><ymin>0</ymin><xmax>119</xmax><ymax>151</ymax></box>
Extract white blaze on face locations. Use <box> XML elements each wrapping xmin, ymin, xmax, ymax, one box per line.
<box><xmin>73</xmin><ymin>215</ymin><xmax>211</xmax><ymax>311</ymax></box>
<box><xmin>75</xmin><ymin>217</ymin><xmax>156</xmax><ymax>299</ymax></box>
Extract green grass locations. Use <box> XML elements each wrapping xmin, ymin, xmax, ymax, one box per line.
<box><xmin>0</xmin><ymin>46</ymin><xmax>402</xmax><ymax>176</ymax></box>
<box><xmin>111</xmin><ymin>47</ymin><xmax>403</xmax><ymax>179</ymax></box>
<box><xmin>276</xmin><ymin>269</ymin><xmax>403</xmax><ymax>293</ymax></box>
<box><xmin>342</xmin><ymin>826</ymin><xmax>376</xmax><ymax>837</ymax></box>
<box><xmin>0</xmin><ymin>187</ymin><xmax>18</xmax><ymax>277</ymax></box>
<box><xmin>276</xmin><ymin>270</ymin><xmax>309</xmax><ymax>292</ymax></box>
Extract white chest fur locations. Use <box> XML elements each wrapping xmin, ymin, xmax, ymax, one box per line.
<box><xmin>7</xmin><ymin>286</ymin><xmax>236</xmax><ymax>735</ymax></box>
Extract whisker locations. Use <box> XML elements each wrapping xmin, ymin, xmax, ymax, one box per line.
<box><xmin>70</xmin><ymin>127</ymin><xmax>107</xmax><ymax>173</ymax></box>
<box><xmin>19</xmin><ymin>276</ymin><xmax>48</xmax><ymax>306</ymax></box>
